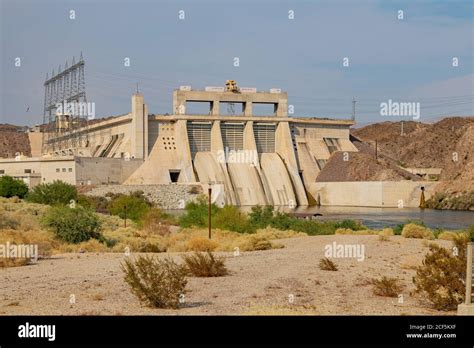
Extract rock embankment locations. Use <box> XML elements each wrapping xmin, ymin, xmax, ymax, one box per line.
<box><xmin>83</xmin><ymin>184</ymin><xmax>202</xmax><ymax>209</ymax></box>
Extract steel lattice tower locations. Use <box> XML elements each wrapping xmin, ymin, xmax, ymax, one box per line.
<box><xmin>42</xmin><ymin>53</ymin><xmax>88</xmax><ymax>155</ymax></box>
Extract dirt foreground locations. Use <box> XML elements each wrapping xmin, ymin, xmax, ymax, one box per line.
<box><xmin>0</xmin><ymin>235</ymin><xmax>454</xmax><ymax>315</ymax></box>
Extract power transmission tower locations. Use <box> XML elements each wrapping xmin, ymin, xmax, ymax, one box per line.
<box><xmin>42</xmin><ymin>53</ymin><xmax>88</xmax><ymax>156</ymax></box>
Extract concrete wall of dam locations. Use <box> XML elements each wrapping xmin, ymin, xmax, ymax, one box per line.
<box><xmin>310</xmin><ymin>181</ymin><xmax>439</xmax><ymax>208</ymax></box>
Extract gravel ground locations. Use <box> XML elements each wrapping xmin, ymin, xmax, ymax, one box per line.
<box><xmin>0</xmin><ymin>235</ymin><xmax>455</xmax><ymax>315</ymax></box>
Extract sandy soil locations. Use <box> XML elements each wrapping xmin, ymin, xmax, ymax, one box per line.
<box><xmin>0</xmin><ymin>235</ymin><xmax>455</xmax><ymax>315</ymax></box>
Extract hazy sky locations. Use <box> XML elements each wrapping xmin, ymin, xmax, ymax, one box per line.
<box><xmin>1</xmin><ymin>0</ymin><xmax>473</xmax><ymax>126</ymax></box>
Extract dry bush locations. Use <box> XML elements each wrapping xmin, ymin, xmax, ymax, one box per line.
<box><xmin>371</xmin><ymin>276</ymin><xmax>404</xmax><ymax>297</ymax></box>
<box><xmin>182</xmin><ymin>252</ymin><xmax>228</xmax><ymax>277</ymax></box>
<box><xmin>121</xmin><ymin>255</ymin><xmax>187</xmax><ymax>309</ymax></box>
<box><xmin>401</xmin><ymin>223</ymin><xmax>434</xmax><ymax>239</ymax></box>
<box><xmin>379</xmin><ymin>228</ymin><xmax>394</xmax><ymax>236</ymax></box>
<box><xmin>378</xmin><ymin>234</ymin><xmax>390</xmax><ymax>242</ymax></box>
<box><xmin>186</xmin><ymin>236</ymin><xmax>218</xmax><ymax>252</ymax></box>
<box><xmin>237</xmin><ymin>235</ymin><xmax>273</xmax><ymax>251</ymax></box>
<box><xmin>319</xmin><ymin>258</ymin><xmax>338</xmax><ymax>271</ymax></box>
<box><xmin>413</xmin><ymin>233</ymin><xmax>468</xmax><ymax>310</ymax></box>
<box><xmin>437</xmin><ymin>231</ymin><xmax>458</xmax><ymax>241</ymax></box>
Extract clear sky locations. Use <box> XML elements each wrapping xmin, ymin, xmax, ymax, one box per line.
<box><xmin>1</xmin><ymin>0</ymin><xmax>473</xmax><ymax>126</ymax></box>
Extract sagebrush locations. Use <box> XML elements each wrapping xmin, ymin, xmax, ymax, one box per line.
<box><xmin>121</xmin><ymin>255</ymin><xmax>187</xmax><ymax>309</ymax></box>
<box><xmin>182</xmin><ymin>252</ymin><xmax>228</xmax><ymax>277</ymax></box>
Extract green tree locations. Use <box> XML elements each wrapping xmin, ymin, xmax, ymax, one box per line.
<box><xmin>27</xmin><ymin>180</ymin><xmax>77</xmax><ymax>205</ymax></box>
<box><xmin>108</xmin><ymin>194</ymin><xmax>150</xmax><ymax>222</ymax></box>
<box><xmin>0</xmin><ymin>176</ymin><xmax>29</xmax><ymax>198</ymax></box>
<box><xmin>42</xmin><ymin>205</ymin><xmax>102</xmax><ymax>244</ymax></box>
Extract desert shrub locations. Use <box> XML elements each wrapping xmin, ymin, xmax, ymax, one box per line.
<box><xmin>108</xmin><ymin>194</ymin><xmax>150</xmax><ymax>223</ymax></box>
<box><xmin>371</xmin><ymin>276</ymin><xmax>404</xmax><ymax>297</ymax></box>
<box><xmin>468</xmin><ymin>225</ymin><xmax>474</xmax><ymax>242</ymax></box>
<box><xmin>179</xmin><ymin>196</ymin><xmax>220</xmax><ymax>228</ymax></box>
<box><xmin>413</xmin><ymin>234</ymin><xmax>468</xmax><ymax>310</ymax></box>
<box><xmin>334</xmin><ymin>219</ymin><xmax>366</xmax><ymax>231</ymax></box>
<box><xmin>393</xmin><ymin>220</ymin><xmax>426</xmax><ymax>235</ymax></box>
<box><xmin>426</xmin><ymin>191</ymin><xmax>474</xmax><ymax>210</ymax></box>
<box><xmin>27</xmin><ymin>180</ymin><xmax>77</xmax><ymax>205</ymax></box>
<box><xmin>186</xmin><ymin>236</ymin><xmax>218</xmax><ymax>251</ymax></box>
<box><xmin>121</xmin><ymin>255</ymin><xmax>187</xmax><ymax>309</ymax></box>
<box><xmin>238</xmin><ymin>235</ymin><xmax>274</xmax><ymax>251</ymax></box>
<box><xmin>0</xmin><ymin>176</ymin><xmax>29</xmax><ymax>199</ymax></box>
<box><xmin>249</xmin><ymin>205</ymin><xmax>275</xmax><ymax>229</ymax></box>
<box><xmin>378</xmin><ymin>234</ymin><xmax>390</xmax><ymax>242</ymax></box>
<box><xmin>41</xmin><ymin>205</ymin><xmax>102</xmax><ymax>244</ymax></box>
<box><xmin>214</xmin><ymin>205</ymin><xmax>255</xmax><ymax>233</ymax></box>
<box><xmin>401</xmin><ymin>223</ymin><xmax>434</xmax><ymax>239</ymax></box>
<box><xmin>76</xmin><ymin>194</ymin><xmax>109</xmax><ymax>212</ymax></box>
<box><xmin>319</xmin><ymin>258</ymin><xmax>338</xmax><ymax>271</ymax></box>
<box><xmin>182</xmin><ymin>252</ymin><xmax>228</xmax><ymax>277</ymax></box>
<box><xmin>437</xmin><ymin>231</ymin><xmax>458</xmax><ymax>241</ymax></box>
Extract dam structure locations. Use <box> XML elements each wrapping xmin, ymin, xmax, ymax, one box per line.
<box><xmin>0</xmin><ymin>84</ymin><xmax>357</xmax><ymax>206</ymax></box>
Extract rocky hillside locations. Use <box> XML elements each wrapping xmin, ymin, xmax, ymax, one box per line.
<box><xmin>351</xmin><ymin>117</ymin><xmax>474</xmax><ymax>181</ymax></box>
<box><xmin>0</xmin><ymin>124</ymin><xmax>31</xmax><ymax>158</ymax></box>
<box><xmin>349</xmin><ymin>117</ymin><xmax>474</xmax><ymax>210</ymax></box>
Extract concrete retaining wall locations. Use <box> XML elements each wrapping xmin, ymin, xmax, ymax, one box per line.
<box><xmin>309</xmin><ymin>181</ymin><xmax>439</xmax><ymax>208</ymax></box>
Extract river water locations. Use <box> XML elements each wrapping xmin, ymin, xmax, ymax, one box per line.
<box><xmin>168</xmin><ymin>206</ymin><xmax>474</xmax><ymax>230</ymax></box>
<box><xmin>282</xmin><ymin>206</ymin><xmax>474</xmax><ymax>230</ymax></box>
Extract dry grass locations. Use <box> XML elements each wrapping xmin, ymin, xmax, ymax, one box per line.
<box><xmin>335</xmin><ymin>228</ymin><xmax>387</xmax><ymax>235</ymax></box>
<box><xmin>186</xmin><ymin>236</ymin><xmax>218</xmax><ymax>252</ymax></box>
<box><xmin>319</xmin><ymin>258</ymin><xmax>338</xmax><ymax>271</ymax></box>
<box><xmin>162</xmin><ymin>228</ymin><xmax>291</xmax><ymax>252</ymax></box>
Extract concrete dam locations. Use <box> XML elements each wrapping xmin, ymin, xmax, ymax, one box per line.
<box><xmin>1</xmin><ymin>83</ymin><xmax>358</xmax><ymax>206</ymax></box>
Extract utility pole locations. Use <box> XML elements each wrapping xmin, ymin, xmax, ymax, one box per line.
<box><xmin>401</xmin><ymin>121</ymin><xmax>405</xmax><ymax>136</ymax></box>
<box><xmin>351</xmin><ymin>97</ymin><xmax>356</xmax><ymax>121</ymax></box>
<box><xmin>124</xmin><ymin>204</ymin><xmax>127</xmax><ymax>228</ymax></box>
<box><xmin>208</xmin><ymin>185</ymin><xmax>212</xmax><ymax>239</ymax></box>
